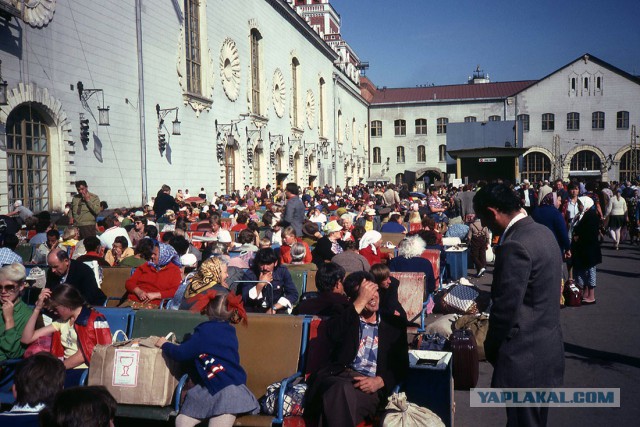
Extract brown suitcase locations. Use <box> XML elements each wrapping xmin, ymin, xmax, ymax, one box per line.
<box><xmin>451</xmin><ymin>328</ymin><xmax>479</xmax><ymax>390</ymax></box>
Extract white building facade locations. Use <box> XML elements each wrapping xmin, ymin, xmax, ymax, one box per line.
<box><xmin>0</xmin><ymin>0</ymin><xmax>368</xmax><ymax>211</ymax></box>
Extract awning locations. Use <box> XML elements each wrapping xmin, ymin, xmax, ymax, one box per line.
<box><xmin>569</xmin><ymin>170</ymin><xmax>602</xmax><ymax>177</ymax></box>
<box><xmin>366</xmin><ymin>174</ymin><xmax>390</xmax><ymax>183</ymax></box>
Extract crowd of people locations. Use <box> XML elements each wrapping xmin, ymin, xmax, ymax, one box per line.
<box><xmin>0</xmin><ymin>176</ymin><xmax>638</xmax><ymax>426</ymax></box>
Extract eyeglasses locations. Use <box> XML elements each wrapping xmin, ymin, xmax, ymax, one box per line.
<box><xmin>0</xmin><ymin>284</ymin><xmax>18</xmax><ymax>293</ymax></box>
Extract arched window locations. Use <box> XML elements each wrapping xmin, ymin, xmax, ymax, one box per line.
<box><xmin>437</xmin><ymin>117</ymin><xmax>448</xmax><ymax>134</ymax></box>
<box><xmin>394</xmin><ymin>119</ymin><xmax>406</xmax><ymax>136</ymax></box>
<box><xmin>415</xmin><ymin>118</ymin><xmax>427</xmax><ymax>135</ymax></box>
<box><xmin>371</xmin><ymin>120</ymin><xmax>382</xmax><ymax>137</ymax></box>
<box><xmin>488</xmin><ymin>115</ymin><xmax>501</xmax><ymax>122</ymax></box>
<box><xmin>185</xmin><ymin>0</ymin><xmax>201</xmax><ymax>94</ymax></box>
<box><xmin>395</xmin><ymin>173</ymin><xmax>403</xmax><ymax>186</ymax></box>
<box><xmin>291</xmin><ymin>57</ymin><xmax>300</xmax><ymax>127</ymax></box>
<box><xmin>397</xmin><ymin>146</ymin><xmax>405</xmax><ymax>163</ymax></box>
<box><xmin>522</xmin><ymin>152</ymin><xmax>551</xmax><ymax>183</ymax></box>
<box><xmin>337</xmin><ymin>110</ymin><xmax>342</xmax><ymax>143</ymax></box>
<box><xmin>253</xmin><ymin>148</ymin><xmax>261</xmax><ymax>187</ymax></box>
<box><xmin>517</xmin><ymin>114</ymin><xmax>529</xmax><ymax>132</ymax></box>
<box><xmin>318</xmin><ymin>78</ymin><xmax>325</xmax><ymax>136</ymax></box>
<box><xmin>438</xmin><ymin>145</ymin><xmax>446</xmax><ymax>162</ymax></box>
<box><xmin>417</xmin><ymin>145</ymin><xmax>426</xmax><ymax>162</ymax></box>
<box><xmin>224</xmin><ymin>145</ymin><xmax>235</xmax><ymax>194</ymax></box>
<box><xmin>618</xmin><ymin>149</ymin><xmax>640</xmax><ymax>182</ymax></box>
<box><xmin>373</xmin><ymin>147</ymin><xmax>382</xmax><ymax>164</ymax></box>
<box><xmin>6</xmin><ymin>105</ymin><xmax>51</xmax><ymax>211</ymax></box>
<box><xmin>250</xmin><ymin>29</ymin><xmax>262</xmax><ymax>114</ymax></box>
<box><xmin>570</xmin><ymin>150</ymin><xmax>601</xmax><ymax>172</ymax></box>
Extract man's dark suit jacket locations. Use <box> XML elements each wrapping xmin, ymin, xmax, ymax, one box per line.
<box><xmin>283</xmin><ymin>195</ymin><xmax>306</xmax><ymax>237</ymax></box>
<box><xmin>485</xmin><ymin>216</ymin><xmax>564</xmax><ymax>388</ymax></box>
<box><xmin>46</xmin><ymin>259</ymin><xmax>107</xmax><ymax>306</ymax></box>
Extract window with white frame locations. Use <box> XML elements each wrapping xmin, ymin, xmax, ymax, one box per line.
<box><xmin>397</xmin><ymin>146</ymin><xmax>405</xmax><ymax>163</ymax></box>
<box><xmin>617</xmin><ymin>111</ymin><xmax>629</xmax><ymax>129</ymax></box>
<box><xmin>542</xmin><ymin>113</ymin><xmax>554</xmax><ymax>131</ymax></box>
<box><xmin>464</xmin><ymin>116</ymin><xmax>476</xmax><ymax>122</ymax></box>
<box><xmin>517</xmin><ymin>114</ymin><xmax>529</xmax><ymax>132</ymax></box>
<box><xmin>415</xmin><ymin>118</ymin><xmax>427</xmax><ymax>135</ymax></box>
<box><xmin>185</xmin><ymin>0</ymin><xmax>201</xmax><ymax>94</ymax></box>
<box><xmin>394</xmin><ymin>119</ymin><xmax>406</xmax><ymax>136</ymax></box>
<box><xmin>417</xmin><ymin>145</ymin><xmax>426</xmax><ymax>162</ymax></box>
<box><xmin>371</xmin><ymin>120</ymin><xmax>382</xmax><ymax>137</ymax></box>
<box><xmin>437</xmin><ymin>117</ymin><xmax>448</xmax><ymax>134</ymax></box>
<box><xmin>567</xmin><ymin>112</ymin><xmax>580</xmax><ymax>130</ymax></box>
<box><xmin>373</xmin><ymin>147</ymin><xmax>381</xmax><ymax>164</ymax></box>
<box><xmin>592</xmin><ymin>111</ymin><xmax>605</xmax><ymax>130</ymax></box>
<box><xmin>488</xmin><ymin>115</ymin><xmax>501</xmax><ymax>121</ymax></box>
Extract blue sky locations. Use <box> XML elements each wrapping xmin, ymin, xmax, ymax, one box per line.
<box><xmin>331</xmin><ymin>0</ymin><xmax>640</xmax><ymax>88</ymax></box>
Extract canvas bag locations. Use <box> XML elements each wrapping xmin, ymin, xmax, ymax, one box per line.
<box><xmin>88</xmin><ymin>333</ymin><xmax>181</xmax><ymax>406</ymax></box>
<box><xmin>454</xmin><ymin>314</ymin><xmax>489</xmax><ymax>360</ymax></box>
<box><xmin>382</xmin><ymin>392</ymin><xmax>445</xmax><ymax>427</ymax></box>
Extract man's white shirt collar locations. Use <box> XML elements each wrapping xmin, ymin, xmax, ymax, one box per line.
<box><xmin>498</xmin><ymin>212</ymin><xmax>527</xmax><ymax>245</ymax></box>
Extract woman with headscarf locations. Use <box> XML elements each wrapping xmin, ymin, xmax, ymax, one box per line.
<box><xmin>124</xmin><ymin>242</ymin><xmax>183</xmax><ymax>307</ymax></box>
<box><xmin>358</xmin><ymin>230</ymin><xmax>392</xmax><ymax>266</ymax></box>
<box><xmin>570</xmin><ymin>196</ymin><xmax>602</xmax><ymax>304</ymax></box>
<box><xmin>312</xmin><ymin>221</ymin><xmax>344</xmax><ymax>266</ymax></box>
<box><xmin>172</xmin><ymin>256</ymin><xmax>230</xmax><ymax>310</ymax></box>
<box><xmin>531</xmin><ymin>192</ymin><xmax>571</xmax><ymax>256</ymax></box>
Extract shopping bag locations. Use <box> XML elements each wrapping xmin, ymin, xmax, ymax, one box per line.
<box><xmin>88</xmin><ymin>332</ymin><xmax>182</xmax><ymax>406</ymax></box>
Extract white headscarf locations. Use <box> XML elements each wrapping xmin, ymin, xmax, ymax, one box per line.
<box><xmin>572</xmin><ymin>196</ymin><xmax>595</xmax><ymax>228</ymax></box>
<box><xmin>359</xmin><ymin>230</ymin><xmax>382</xmax><ymax>255</ymax></box>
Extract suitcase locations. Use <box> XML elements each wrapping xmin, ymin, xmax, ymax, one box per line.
<box><xmin>563</xmin><ymin>279</ymin><xmax>582</xmax><ymax>307</ymax></box>
<box><xmin>451</xmin><ymin>329</ymin><xmax>479</xmax><ymax>390</ymax></box>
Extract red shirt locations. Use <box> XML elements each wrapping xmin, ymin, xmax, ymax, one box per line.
<box><xmin>231</xmin><ymin>223</ymin><xmax>248</xmax><ymax>232</ymax></box>
<box><xmin>359</xmin><ymin>246</ymin><xmax>391</xmax><ymax>266</ymax></box>
<box><xmin>279</xmin><ymin>239</ymin><xmax>313</xmax><ymax>264</ymax></box>
<box><xmin>125</xmin><ymin>263</ymin><xmax>182</xmax><ymax>305</ymax></box>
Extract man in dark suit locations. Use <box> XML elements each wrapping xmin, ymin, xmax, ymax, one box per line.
<box><xmin>517</xmin><ymin>179</ymin><xmax>538</xmax><ymax>214</ymax></box>
<box><xmin>305</xmin><ymin>271</ymin><xmax>408</xmax><ymax>426</ymax></box>
<box><xmin>474</xmin><ymin>183</ymin><xmax>564</xmax><ymax>427</ymax></box>
<box><xmin>152</xmin><ymin>184</ymin><xmax>179</xmax><ymax>220</ymax></box>
<box><xmin>283</xmin><ymin>183</ymin><xmax>306</xmax><ymax>237</ymax></box>
<box><xmin>45</xmin><ymin>249</ymin><xmax>107</xmax><ymax>306</ymax></box>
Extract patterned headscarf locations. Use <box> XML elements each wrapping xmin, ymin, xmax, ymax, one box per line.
<box><xmin>359</xmin><ymin>230</ymin><xmax>382</xmax><ymax>255</ymax></box>
<box><xmin>184</xmin><ymin>257</ymin><xmax>224</xmax><ymax>299</ymax></box>
<box><xmin>540</xmin><ymin>192</ymin><xmax>557</xmax><ymax>206</ymax></box>
<box><xmin>148</xmin><ymin>242</ymin><xmax>181</xmax><ymax>271</ymax></box>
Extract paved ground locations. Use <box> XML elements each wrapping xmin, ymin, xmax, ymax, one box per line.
<box><xmin>454</xmin><ymin>238</ymin><xmax>640</xmax><ymax>427</ymax></box>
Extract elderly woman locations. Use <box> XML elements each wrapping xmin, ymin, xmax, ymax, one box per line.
<box><xmin>0</xmin><ymin>263</ymin><xmax>32</xmax><ymax>361</ymax></box>
<box><xmin>239</xmin><ymin>248</ymin><xmax>298</xmax><ymax>314</ymax></box>
<box><xmin>570</xmin><ymin>196</ymin><xmax>602</xmax><ymax>304</ymax></box>
<box><xmin>162</xmin><ymin>209</ymin><xmax>178</xmax><ymax>231</ymax></box>
<box><xmin>388</xmin><ymin>235</ymin><xmax>436</xmax><ymax>293</ymax></box>
<box><xmin>104</xmin><ymin>236</ymin><xmax>135</xmax><ymax>266</ymax></box>
<box><xmin>124</xmin><ymin>242</ymin><xmax>183</xmax><ymax>307</ymax></box>
<box><xmin>174</xmin><ymin>256</ymin><xmax>231</xmax><ymax>310</ymax></box>
<box><xmin>312</xmin><ymin>221</ymin><xmax>344</xmax><ymax>266</ymax></box>
<box><xmin>358</xmin><ymin>230</ymin><xmax>392</xmax><ymax>266</ymax></box>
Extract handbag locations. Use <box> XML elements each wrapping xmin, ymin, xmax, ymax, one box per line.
<box><xmin>382</xmin><ymin>392</ymin><xmax>445</xmax><ymax>427</ymax></box>
<box><xmin>433</xmin><ymin>284</ymin><xmax>480</xmax><ymax>315</ymax></box>
<box><xmin>260</xmin><ymin>376</ymin><xmax>307</xmax><ymax>416</ymax></box>
<box><xmin>413</xmin><ymin>333</ymin><xmax>448</xmax><ymax>351</ymax></box>
<box><xmin>562</xmin><ymin>279</ymin><xmax>582</xmax><ymax>307</ymax></box>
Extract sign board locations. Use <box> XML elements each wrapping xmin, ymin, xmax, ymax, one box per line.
<box><xmin>479</xmin><ymin>158</ymin><xmax>497</xmax><ymax>163</ymax></box>
<box><xmin>452</xmin><ymin>178</ymin><xmax>463</xmax><ymax>187</ymax></box>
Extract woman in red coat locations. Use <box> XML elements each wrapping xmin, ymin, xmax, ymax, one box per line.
<box><xmin>125</xmin><ymin>242</ymin><xmax>183</xmax><ymax>306</ymax></box>
<box><xmin>358</xmin><ymin>230</ymin><xmax>392</xmax><ymax>266</ymax></box>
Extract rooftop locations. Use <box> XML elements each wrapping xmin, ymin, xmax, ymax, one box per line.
<box><xmin>369</xmin><ymin>80</ymin><xmax>538</xmax><ymax>105</ymax></box>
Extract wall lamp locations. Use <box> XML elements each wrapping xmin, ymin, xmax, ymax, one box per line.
<box><xmin>246</xmin><ymin>127</ymin><xmax>263</xmax><ymax>148</ymax></box>
<box><xmin>215</xmin><ymin>119</ymin><xmax>240</xmax><ymax>140</ymax></box>
<box><xmin>156</xmin><ymin>104</ymin><xmax>181</xmax><ymax>135</ymax></box>
<box><xmin>77</xmin><ymin>81</ymin><xmax>109</xmax><ymax>125</ymax></box>
<box><xmin>0</xmin><ymin>60</ymin><xmax>7</xmax><ymax>106</ymax></box>
<box><xmin>269</xmin><ymin>132</ymin><xmax>284</xmax><ymax>148</ymax></box>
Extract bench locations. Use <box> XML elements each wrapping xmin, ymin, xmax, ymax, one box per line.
<box><xmin>101</xmin><ymin>267</ymin><xmax>134</xmax><ymax>307</ymax></box>
<box><xmin>391</xmin><ymin>272</ymin><xmax>428</xmax><ymax>331</ymax></box>
<box><xmin>112</xmin><ymin>310</ymin><xmax>307</xmax><ymax>425</ymax></box>
<box><xmin>380</xmin><ymin>232</ymin><xmax>406</xmax><ymax>247</ymax></box>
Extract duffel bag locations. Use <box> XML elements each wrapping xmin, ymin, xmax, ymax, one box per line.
<box><xmin>454</xmin><ymin>314</ymin><xmax>489</xmax><ymax>361</ymax></box>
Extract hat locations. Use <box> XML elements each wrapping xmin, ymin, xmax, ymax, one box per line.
<box><xmin>302</xmin><ymin>221</ymin><xmax>320</xmax><ymax>237</ymax></box>
<box><xmin>14</xmin><ymin>200</ymin><xmax>22</xmax><ymax>207</ymax></box>
<box><xmin>180</xmin><ymin>253</ymin><xmax>198</xmax><ymax>267</ymax></box>
<box><xmin>217</xmin><ymin>230</ymin><xmax>233</xmax><ymax>243</ymax></box>
<box><xmin>522</xmin><ymin>179</ymin><xmax>530</xmax><ymax>185</ymax></box>
<box><xmin>134</xmin><ymin>210</ymin><xmax>144</xmax><ymax>216</ymax></box>
<box><xmin>365</xmin><ymin>208</ymin><xmax>377</xmax><ymax>216</ymax></box>
<box><xmin>324</xmin><ymin>220</ymin><xmax>343</xmax><ymax>234</ymax></box>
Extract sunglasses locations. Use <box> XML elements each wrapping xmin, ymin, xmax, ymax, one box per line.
<box><xmin>0</xmin><ymin>284</ymin><xmax>18</xmax><ymax>293</ymax></box>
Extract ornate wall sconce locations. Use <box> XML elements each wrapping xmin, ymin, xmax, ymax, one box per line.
<box><xmin>77</xmin><ymin>81</ymin><xmax>109</xmax><ymax>125</ymax></box>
